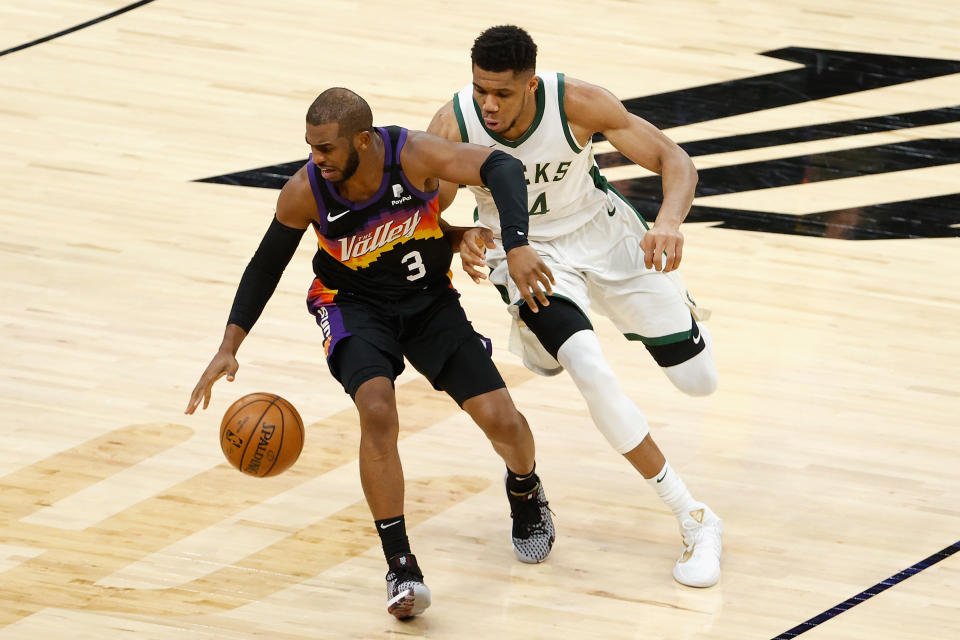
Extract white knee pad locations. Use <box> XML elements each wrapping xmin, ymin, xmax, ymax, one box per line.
<box><xmin>662</xmin><ymin>322</ymin><xmax>718</xmax><ymax>396</ymax></box>
<box><xmin>557</xmin><ymin>330</ymin><xmax>650</xmax><ymax>454</ymax></box>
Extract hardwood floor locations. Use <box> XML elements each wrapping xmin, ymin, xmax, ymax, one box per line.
<box><xmin>0</xmin><ymin>1</ymin><xmax>957</xmax><ymax>637</ymax></box>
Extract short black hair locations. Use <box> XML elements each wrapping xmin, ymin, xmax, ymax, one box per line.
<box><xmin>306</xmin><ymin>87</ymin><xmax>373</xmax><ymax>139</ymax></box>
<box><xmin>471</xmin><ymin>25</ymin><xmax>537</xmax><ymax>74</ymax></box>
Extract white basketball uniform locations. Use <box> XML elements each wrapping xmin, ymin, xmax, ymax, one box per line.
<box><xmin>453</xmin><ymin>72</ymin><xmax>707</xmax><ymax>375</ymax></box>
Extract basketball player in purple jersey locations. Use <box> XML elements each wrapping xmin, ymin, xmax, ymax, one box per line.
<box><xmin>428</xmin><ymin>26</ymin><xmax>723</xmax><ymax>588</ymax></box>
<box><xmin>187</xmin><ymin>88</ymin><xmax>556</xmax><ymax>619</ymax></box>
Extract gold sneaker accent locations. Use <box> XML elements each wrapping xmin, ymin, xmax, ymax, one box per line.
<box><xmin>690</xmin><ymin>508</ymin><xmax>704</xmax><ymax>523</ymax></box>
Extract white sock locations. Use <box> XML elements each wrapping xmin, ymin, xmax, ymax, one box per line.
<box><xmin>647</xmin><ymin>461</ymin><xmax>699</xmax><ymax>519</ymax></box>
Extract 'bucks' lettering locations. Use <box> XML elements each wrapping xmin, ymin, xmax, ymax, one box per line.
<box><xmin>524</xmin><ymin>162</ymin><xmax>572</xmax><ymax>185</ymax></box>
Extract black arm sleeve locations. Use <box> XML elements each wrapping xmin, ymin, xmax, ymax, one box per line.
<box><xmin>479</xmin><ymin>150</ymin><xmax>529</xmax><ymax>252</ymax></box>
<box><xmin>227</xmin><ymin>216</ymin><xmax>306</xmax><ymax>332</ymax></box>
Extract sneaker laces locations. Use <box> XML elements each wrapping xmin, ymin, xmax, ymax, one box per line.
<box><xmin>509</xmin><ymin>484</ymin><xmax>552</xmax><ymax>539</ymax></box>
<box><xmin>387</xmin><ymin>556</ymin><xmax>423</xmax><ymax>593</ymax></box>
<box><xmin>680</xmin><ymin>517</ymin><xmax>721</xmax><ymax>557</ymax></box>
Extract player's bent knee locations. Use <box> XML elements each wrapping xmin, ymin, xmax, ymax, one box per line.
<box><xmin>557</xmin><ymin>331</ymin><xmax>619</xmax><ymax>392</ymax></box>
<box><xmin>564</xmin><ymin>352</ymin><xmax>620</xmax><ymax>396</ymax></box>
<box><xmin>355</xmin><ymin>380</ymin><xmax>400</xmax><ymax>439</ymax></box>
<box><xmin>662</xmin><ymin>354</ymin><xmax>718</xmax><ymax>396</ymax></box>
<box><xmin>645</xmin><ymin>320</ymin><xmax>717</xmax><ymax>396</ymax></box>
<box><xmin>464</xmin><ymin>390</ymin><xmax>525</xmax><ymax>440</ymax></box>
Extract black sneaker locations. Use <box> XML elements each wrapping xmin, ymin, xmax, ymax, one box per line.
<box><xmin>385</xmin><ymin>553</ymin><xmax>431</xmax><ymax>619</ymax></box>
<box><xmin>505</xmin><ymin>473</ymin><xmax>555</xmax><ymax>563</ymax></box>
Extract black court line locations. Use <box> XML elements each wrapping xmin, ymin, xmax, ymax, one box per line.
<box><xmin>594</xmin><ymin>105</ymin><xmax>960</xmax><ymax>168</ymax></box>
<box><xmin>772</xmin><ymin>540</ymin><xmax>960</xmax><ymax>639</ymax></box>
<box><xmin>0</xmin><ymin>0</ymin><xmax>159</xmax><ymax>58</ymax></box>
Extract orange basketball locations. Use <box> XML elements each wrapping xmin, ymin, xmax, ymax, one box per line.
<box><xmin>220</xmin><ymin>393</ymin><xmax>304</xmax><ymax>477</ymax></box>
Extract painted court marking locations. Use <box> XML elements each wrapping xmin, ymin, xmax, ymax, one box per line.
<box><xmin>0</xmin><ymin>0</ymin><xmax>159</xmax><ymax>58</ymax></box>
<box><xmin>772</xmin><ymin>540</ymin><xmax>960</xmax><ymax>639</ymax></box>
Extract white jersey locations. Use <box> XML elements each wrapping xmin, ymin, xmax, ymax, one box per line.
<box><xmin>453</xmin><ymin>72</ymin><xmax>611</xmax><ymax>241</ymax></box>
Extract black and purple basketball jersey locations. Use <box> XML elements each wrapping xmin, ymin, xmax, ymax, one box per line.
<box><xmin>305</xmin><ymin>126</ymin><xmax>452</xmax><ymax>355</ymax></box>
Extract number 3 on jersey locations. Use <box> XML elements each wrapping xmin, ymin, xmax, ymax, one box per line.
<box><xmin>401</xmin><ymin>250</ymin><xmax>426</xmax><ymax>281</ymax></box>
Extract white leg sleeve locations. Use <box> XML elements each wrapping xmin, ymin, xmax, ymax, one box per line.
<box><xmin>662</xmin><ymin>322</ymin><xmax>719</xmax><ymax>397</ymax></box>
<box><xmin>557</xmin><ymin>330</ymin><xmax>650</xmax><ymax>454</ymax></box>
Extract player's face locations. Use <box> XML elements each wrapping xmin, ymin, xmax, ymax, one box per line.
<box><xmin>305</xmin><ymin>123</ymin><xmax>360</xmax><ymax>183</ymax></box>
<box><xmin>472</xmin><ymin>65</ymin><xmax>538</xmax><ymax>136</ymax></box>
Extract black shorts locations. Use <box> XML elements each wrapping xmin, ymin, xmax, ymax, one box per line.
<box><xmin>313</xmin><ymin>286</ymin><xmax>505</xmax><ymax>405</ymax></box>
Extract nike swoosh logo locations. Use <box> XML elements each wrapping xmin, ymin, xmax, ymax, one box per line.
<box><xmin>379</xmin><ymin>520</ymin><xmax>402</xmax><ymax>530</ymax></box>
<box><xmin>656</xmin><ymin>470</ymin><xmax>668</xmax><ymax>483</ymax></box>
<box><xmin>692</xmin><ymin>326</ymin><xmax>702</xmax><ymax>345</ymax></box>
<box><xmin>328</xmin><ymin>209</ymin><xmax>351</xmax><ymax>222</ymax></box>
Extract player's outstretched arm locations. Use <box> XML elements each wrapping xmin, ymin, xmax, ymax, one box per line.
<box><xmin>402</xmin><ymin>131</ymin><xmax>554</xmax><ymax>309</ymax></box>
<box><xmin>426</xmin><ymin>100</ymin><xmax>463</xmax><ymax>213</ymax></box>
<box><xmin>564</xmin><ymin>78</ymin><xmax>697</xmax><ymax>272</ymax></box>
<box><xmin>185</xmin><ymin>171</ymin><xmax>311</xmax><ymax>414</ymax></box>
<box><xmin>426</xmin><ymin>104</ymin><xmax>499</xmax><ymax>285</ymax></box>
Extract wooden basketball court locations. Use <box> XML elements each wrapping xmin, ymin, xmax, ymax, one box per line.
<box><xmin>1</xmin><ymin>1</ymin><xmax>957</xmax><ymax>637</ymax></box>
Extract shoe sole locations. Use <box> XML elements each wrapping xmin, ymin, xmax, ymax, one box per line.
<box><xmin>673</xmin><ymin>569</ymin><xmax>720</xmax><ymax>588</ymax></box>
<box><xmin>513</xmin><ymin>532</ymin><xmax>556</xmax><ymax>564</ymax></box>
<box><xmin>387</xmin><ymin>588</ymin><xmax>430</xmax><ymax>619</ymax></box>
<box><xmin>514</xmin><ymin>549</ymin><xmax>551</xmax><ymax>564</ymax></box>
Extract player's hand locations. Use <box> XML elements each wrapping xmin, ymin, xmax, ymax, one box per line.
<box><xmin>506</xmin><ymin>245</ymin><xmax>554</xmax><ymax>313</ymax></box>
<box><xmin>460</xmin><ymin>227</ymin><xmax>496</xmax><ymax>283</ymax></box>
<box><xmin>185</xmin><ymin>350</ymin><xmax>239</xmax><ymax>414</ymax></box>
<box><xmin>641</xmin><ymin>224</ymin><xmax>684</xmax><ymax>272</ymax></box>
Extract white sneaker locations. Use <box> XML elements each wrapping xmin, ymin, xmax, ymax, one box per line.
<box><xmin>672</xmin><ymin>505</ymin><xmax>722</xmax><ymax>587</ymax></box>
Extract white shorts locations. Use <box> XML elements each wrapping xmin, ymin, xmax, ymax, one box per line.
<box><xmin>487</xmin><ymin>189</ymin><xmax>708</xmax><ymax>374</ymax></box>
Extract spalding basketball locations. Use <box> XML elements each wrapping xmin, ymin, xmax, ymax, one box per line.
<box><xmin>220</xmin><ymin>393</ymin><xmax>304</xmax><ymax>477</ymax></box>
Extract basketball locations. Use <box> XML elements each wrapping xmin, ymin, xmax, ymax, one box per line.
<box><xmin>219</xmin><ymin>393</ymin><xmax>304</xmax><ymax>477</ymax></box>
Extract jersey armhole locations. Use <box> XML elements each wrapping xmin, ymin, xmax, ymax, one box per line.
<box><xmin>452</xmin><ymin>93</ymin><xmax>470</xmax><ymax>143</ymax></box>
<box><xmin>557</xmin><ymin>73</ymin><xmax>584</xmax><ymax>154</ymax></box>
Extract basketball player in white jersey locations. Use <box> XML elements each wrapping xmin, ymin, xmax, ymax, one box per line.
<box><xmin>428</xmin><ymin>25</ymin><xmax>723</xmax><ymax>587</ymax></box>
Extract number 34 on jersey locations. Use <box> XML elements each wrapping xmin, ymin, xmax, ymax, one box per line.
<box><xmin>526</xmin><ymin>160</ymin><xmax>571</xmax><ymax>216</ymax></box>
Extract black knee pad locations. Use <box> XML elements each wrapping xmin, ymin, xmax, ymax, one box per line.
<box><xmin>644</xmin><ymin>317</ymin><xmax>707</xmax><ymax>367</ymax></box>
<box><xmin>518</xmin><ymin>297</ymin><xmax>592</xmax><ymax>358</ymax></box>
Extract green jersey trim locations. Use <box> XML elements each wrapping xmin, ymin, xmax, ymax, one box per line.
<box><xmin>452</xmin><ymin>93</ymin><xmax>470</xmax><ymax>143</ymax></box>
<box><xmin>557</xmin><ymin>73</ymin><xmax>583</xmax><ymax>154</ymax></box>
<box><xmin>589</xmin><ymin>165</ymin><xmax>610</xmax><ymax>194</ymax></box>
<box><xmin>472</xmin><ymin>76</ymin><xmax>546</xmax><ymax>147</ymax></box>
<box><xmin>608</xmin><ymin>183</ymin><xmax>650</xmax><ymax>230</ymax></box>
